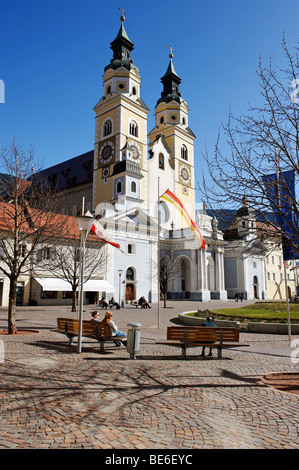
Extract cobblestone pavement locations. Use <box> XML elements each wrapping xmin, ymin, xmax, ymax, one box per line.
<box><xmin>0</xmin><ymin>300</ymin><xmax>299</xmax><ymax>450</ymax></box>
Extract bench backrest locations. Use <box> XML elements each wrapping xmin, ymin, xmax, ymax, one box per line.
<box><xmin>57</xmin><ymin>318</ymin><xmax>110</xmax><ymax>337</ymax></box>
<box><xmin>167</xmin><ymin>326</ymin><xmax>239</xmax><ymax>343</ymax></box>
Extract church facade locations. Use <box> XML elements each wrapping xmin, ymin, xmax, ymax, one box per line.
<box><xmin>34</xmin><ymin>14</ymin><xmax>230</xmax><ymax>304</ymax></box>
<box><xmin>89</xmin><ymin>14</ymin><xmax>227</xmax><ymax>303</ymax></box>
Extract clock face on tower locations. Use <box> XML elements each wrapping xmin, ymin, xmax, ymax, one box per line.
<box><xmin>180</xmin><ymin>165</ymin><xmax>191</xmax><ymax>183</ymax></box>
<box><xmin>128</xmin><ymin>141</ymin><xmax>142</xmax><ymax>162</ymax></box>
<box><xmin>99</xmin><ymin>141</ymin><xmax>114</xmax><ymax>164</ymax></box>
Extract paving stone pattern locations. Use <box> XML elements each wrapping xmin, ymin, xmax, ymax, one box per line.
<box><xmin>0</xmin><ymin>300</ymin><xmax>299</xmax><ymax>449</ymax></box>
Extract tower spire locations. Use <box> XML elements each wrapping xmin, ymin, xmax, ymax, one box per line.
<box><xmin>104</xmin><ymin>7</ymin><xmax>138</xmax><ymax>73</ymax></box>
<box><xmin>157</xmin><ymin>45</ymin><xmax>182</xmax><ymax>105</ymax></box>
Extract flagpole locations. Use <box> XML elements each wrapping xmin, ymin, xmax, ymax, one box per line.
<box><xmin>157</xmin><ymin>177</ymin><xmax>160</xmax><ymax>329</ymax></box>
<box><xmin>78</xmin><ymin>197</ymin><xmax>85</xmax><ymax>320</ymax></box>
<box><xmin>276</xmin><ymin>150</ymin><xmax>291</xmax><ymax>342</ymax></box>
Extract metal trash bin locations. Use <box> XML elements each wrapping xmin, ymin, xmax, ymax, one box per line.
<box><xmin>126</xmin><ymin>322</ymin><xmax>141</xmax><ymax>359</ymax></box>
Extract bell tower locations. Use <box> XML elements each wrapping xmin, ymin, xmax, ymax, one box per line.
<box><xmin>148</xmin><ymin>47</ymin><xmax>196</xmax><ymax>226</ymax></box>
<box><xmin>92</xmin><ymin>10</ymin><xmax>149</xmax><ymax>213</ymax></box>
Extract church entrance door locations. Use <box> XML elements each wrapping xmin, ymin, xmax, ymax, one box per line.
<box><xmin>126</xmin><ymin>283</ymin><xmax>135</xmax><ymax>301</ymax></box>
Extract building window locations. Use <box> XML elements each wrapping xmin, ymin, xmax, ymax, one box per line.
<box><xmin>36</xmin><ymin>246</ymin><xmax>54</xmax><ymax>262</ymax></box>
<box><xmin>62</xmin><ymin>291</ymin><xmax>73</xmax><ymax>299</ymax></box>
<box><xmin>126</xmin><ymin>267</ymin><xmax>135</xmax><ymax>281</ymax></box>
<box><xmin>267</xmin><ymin>272</ymin><xmax>270</xmax><ymax>281</ymax></box>
<box><xmin>273</xmin><ymin>273</ymin><xmax>276</xmax><ymax>281</ymax></box>
<box><xmin>19</xmin><ymin>244</ymin><xmax>26</xmax><ymax>258</ymax></box>
<box><xmin>181</xmin><ymin>144</ymin><xmax>188</xmax><ymax>161</ymax></box>
<box><xmin>127</xmin><ymin>243</ymin><xmax>136</xmax><ymax>255</ymax></box>
<box><xmin>129</xmin><ymin>120</ymin><xmax>138</xmax><ymax>137</ymax></box>
<box><xmin>131</xmin><ymin>181</ymin><xmax>136</xmax><ymax>193</ymax></box>
<box><xmin>40</xmin><ymin>289</ymin><xmax>57</xmax><ymax>299</ymax></box>
<box><xmin>116</xmin><ymin>181</ymin><xmax>122</xmax><ymax>194</ymax></box>
<box><xmin>104</xmin><ymin>120</ymin><xmax>112</xmax><ymax>136</ymax></box>
<box><xmin>159</xmin><ymin>153</ymin><xmax>164</xmax><ymax>169</ymax></box>
<box><xmin>132</xmin><ymin>86</ymin><xmax>137</xmax><ymax>95</ymax></box>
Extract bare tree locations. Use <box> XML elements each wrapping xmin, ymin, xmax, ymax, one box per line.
<box><xmin>159</xmin><ymin>253</ymin><xmax>178</xmax><ymax>307</ymax></box>
<box><xmin>200</xmin><ymin>36</ymin><xmax>299</xmax><ymax>255</ymax></box>
<box><xmin>34</xmin><ymin>217</ymin><xmax>107</xmax><ymax>312</ymax></box>
<box><xmin>0</xmin><ymin>140</ymin><xmax>62</xmax><ymax>333</ymax></box>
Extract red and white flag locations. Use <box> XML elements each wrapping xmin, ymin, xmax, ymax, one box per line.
<box><xmin>85</xmin><ymin>212</ymin><xmax>124</xmax><ymax>252</ymax></box>
<box><xmin>160</xmin><ymin>189</ymin><xmax>206</xmax><ymax>249</ymax></box>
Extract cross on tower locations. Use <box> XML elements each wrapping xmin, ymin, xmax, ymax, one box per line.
<box><xmin>168</xmin><ymin>45</ymin><xmax>174</xmax><ymax>58</ymax></box>
<box><xmin>119</xmin><ymin>6</ymin><xmax>126</xmax><ymax>21</ymax></box>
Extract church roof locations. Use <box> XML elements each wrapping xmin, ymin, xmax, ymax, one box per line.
<box><xmin>112</xmin><ymin>159</ymin><xmax>143</xmax><ymax>177</ymax></box>
<box><xmin>105</xmin><ymin>18</ymin><xmax>139</xmax><ymax>74</ymax></box>
<box><xmin>35</xmin><ymin>150</ymin><xmax>93</xmax><ymax>191</ymax></box>
<box><xmin>157</xmin><ymin>57</ymin><xmax>183</xmax><ymax>106</ymax></box>
<box><xmin>111</xmin><ymin>21</ymin><xmax>133</xmax><ymax>45</ymax></box>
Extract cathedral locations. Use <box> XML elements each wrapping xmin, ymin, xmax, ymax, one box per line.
<box><xmin>39</xmin><ymin>13</ymin><xmax>229</xmax><ymax>304</ymax></box>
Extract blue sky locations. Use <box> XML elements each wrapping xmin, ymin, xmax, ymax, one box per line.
<box><xmin>1</xmin><ymin>0</ymin><xmax>298</xmax><ymax>198</ymax></box>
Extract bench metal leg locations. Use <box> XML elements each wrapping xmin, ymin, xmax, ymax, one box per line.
<box><xmin>182</xmin><ymin>345</ymin><xmax>187</xmax><ymax>359</ymax></box>
<box><xmin>217</xmin><ymin>347</ymin><xmax>222</xmax><ymax>359</ymax></box>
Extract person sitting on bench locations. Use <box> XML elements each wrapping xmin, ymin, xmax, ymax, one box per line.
<box><xmin>102</xmin><ymin>312</ymin><xmax>127</xmax><ymax>347</ymax></box>
<box><xmin>201</xmin><ymin>315</ymin><xmax>216</xmax><ymax>357</ymax></box>
<box><xmin>98</xmin><ymin>298</ymin><xmax>108</xmax><ymax>308</ymax></box>
<box><xmin>139</xmin><ymin>296</ymin><xmax>151</xmax><ymax>308</ymax></box>
<box><xmin>90</xmin><ymin>311</ymin><xmax>101</xmax><ymax>322</ymax></box>
<box><xmin>109</xmin><ymin>297</ymin><xmax>120</xmax><ymax>309</ymax></box>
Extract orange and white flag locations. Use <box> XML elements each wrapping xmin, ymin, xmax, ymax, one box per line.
<box><xmin>160</xmin><ymin>189</ymin><xmax>206</xmax><ymax>249</ymax></box>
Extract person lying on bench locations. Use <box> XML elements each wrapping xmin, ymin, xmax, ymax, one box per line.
<box><xmin>102</xmin><ymin>311</ymin><xmax>127</xmax><ymax>347</ymax></box>
<box><xmin>201</xmin><ymin>315</ymin><xmax>216</xmax><ymax>357</ymax></box>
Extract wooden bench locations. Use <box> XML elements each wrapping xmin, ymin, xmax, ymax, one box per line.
<box><xmin>54</xmin><ymin>318</ymin><xmax>127</xmax><ymax>352</ymax></box>
<box><xmin>156</xmin><ymin>326</ymin><xmax>249</xmax><ymax>359</ymax></box>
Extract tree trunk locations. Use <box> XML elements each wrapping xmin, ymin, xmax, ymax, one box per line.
<box><xmin>71</xmin><ymin>288</ymin><xmax>77</xmax><ymax>312</ymax></box>
<box><xmin>8</xmin><ymin>277</ymin><xmax>18</xmax><ymax>334</ymax></box>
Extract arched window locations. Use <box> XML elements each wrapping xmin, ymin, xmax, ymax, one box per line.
<box><xmin>116</xmin><ymin>181</ymin><xmax>122</xmax><ymax>193</ymax></box>
<box><xmin>159</xmin><ymin>153</ymin><xmax>164</xmax><ymax>170</ymax></box>
<box><xmin>104</xmin><ymin>120</ymin><xmax>112</xmax><ymax>136</ymax></box>
<box><xmin>126</xmin><ymin>267</ymin><xmax>135</xmax><ymax>281</ymax></box>
<box><xmin>129</xmin><ymin>120</ymin><xmax>138</xmax><ymax>137</ymax></box>
<box><xmin>131</xmin><ymin>181</ymin><xmax>136</xmax><ymax>193</ymax></box>
<box><xmin>181</xmin><ymin>144</ymin><xmax>188</xmax><ymax>161</ymax></box>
